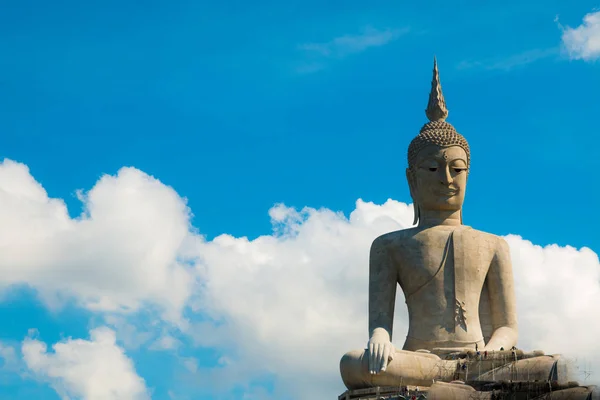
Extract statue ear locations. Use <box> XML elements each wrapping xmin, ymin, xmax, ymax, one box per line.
<box><xmin>406</xmin><ymin>168</ymin><xmax>419</xmax><ymax>226</ymax></box>
<box><xmin>405</xmin><ymin>168</ymin><xmax>415</xmax><ymax>195</ymax></box>
<box><xmin>413</xmin><ymin>204</ymin><xmax>420</xmax><ymax>226</ymax></box>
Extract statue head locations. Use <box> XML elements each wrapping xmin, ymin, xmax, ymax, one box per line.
<box><xmin>406</xmin><ymin>58</ymin><xmax>471</xmax><ymax>225</ymax></box>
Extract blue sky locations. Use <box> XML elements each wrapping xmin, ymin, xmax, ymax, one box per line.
<box><xmin>0</xmin><ymin>1</ymin><xmax>599</xmax><ymax>399</ymax></box>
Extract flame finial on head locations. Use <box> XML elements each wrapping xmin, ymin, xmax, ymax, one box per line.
<box><xmin>425</xmin><ymin>57</ymin><xmax>449</xmax><ymax>122</ymax></box>
<box><xmin>408</xmin><ymin>57</ymin><xmax>470</xmax><ymax>171</ymax></box>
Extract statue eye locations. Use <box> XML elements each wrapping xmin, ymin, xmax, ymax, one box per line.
<box><xmin>428</xmin><ymin>167</ymin><xmax>437</xmax><ymax>172</ymax></box>
<box><xmin>453</xmin><ymin>168</ymin><xmax>464</xmax><ymax>173</ymax></box>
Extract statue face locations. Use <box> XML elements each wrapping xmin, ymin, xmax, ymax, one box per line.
<box><xmin>408</xmin><ymin>145</ymin><xmax>468</xmax><ymax>212</ymax></box>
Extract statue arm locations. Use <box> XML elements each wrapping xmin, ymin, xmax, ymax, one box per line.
<box><xmin>367</xmin><ymin>236</ymin><xmax>398</xmax><ymax>374</ymax></box>
<box><xmin>368</xmin><ymin>236</ymin><xmax>397</xmax><ymax>340</ymax></box>
<box><xmin>483</xmin><ymin>237</ymin><xmax>518</xmax><ymax>351</ymax></box>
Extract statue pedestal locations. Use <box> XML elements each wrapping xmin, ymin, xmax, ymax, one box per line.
<box><xmin>337</xmin><ymin>386</ymin><xmax>426</xmax><ymax>400</ymax></box>
<box><xmin>338</xmin><ymin>381</ymin><xmax>599</xmax><ymax>400</ymax></box>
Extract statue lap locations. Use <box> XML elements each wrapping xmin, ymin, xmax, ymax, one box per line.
<box><xmin>340</xmin><ymin>348</ymin><xmax>565</xmax><ymax>390</ymax></box>
<box><xmin>340</xmin><ymin>348</ymin><xmax>446</xmax><ymax>389</ymax></box>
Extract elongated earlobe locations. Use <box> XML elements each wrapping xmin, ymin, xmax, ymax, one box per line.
<box><xmin>413</xmin><ymin>204</ymin><xmax>420</xmax><ymax>226</ymax></box>
<box><xmin>406</xmin><ymin>168</ymin><xmax>419</xmax><ymax>226</ymax></box>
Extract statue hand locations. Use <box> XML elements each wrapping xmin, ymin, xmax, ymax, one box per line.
<box><xmin>367</xmin><ymin>329</ymin><xmax>395</xmax><ymax>374</ymax></box>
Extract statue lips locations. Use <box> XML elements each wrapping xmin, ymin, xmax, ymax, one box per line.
<box><xmin>434</xmin><ymin>188</ymin><xmax>458</xmax><ymax>197</ymax></box>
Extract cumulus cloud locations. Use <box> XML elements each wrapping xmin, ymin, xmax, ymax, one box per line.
<box><xmin>179</xmin><ymin>200</ymin><xmax>412</xmax><ymax>397</ymax></box>
<box><xmin>0</xmin><ymin>158</ymin><xmax>598</xmax><ymax>398</ymax></box>
<box><xmin>560</xmin><ymin>10</ymin><xmax>600</xmax><ymax>61</ymax></box>
<box><xmin>507</xmin><ymin>236</ymin><xmax>600</xmax><ymax>356</ymax></box>
<box><xmin>0</xmin><ymin>159</ymin><xmax>194</xmax><ymax>322</ymax></box>
<box><xmin>22</xmin><ymin>327</ymin><xmax>148</xmax><ymax>400</ymax></box>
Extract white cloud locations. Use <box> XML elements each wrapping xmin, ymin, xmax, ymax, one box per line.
<box><xmin>181</xmin><ymin>200</ymin><xmax>412</xmax><ymax>397</ymax></box>
<box><xmin>22</xmin><ymin>327</ymin><xmax>149</xmax><ymax>400</ymax></box>
<box><xmin>0</xmin><ymin>159</ymin><xmax>194</xmax><ymax>323</ymax></box>
<box><xmin>299</xmin><ymin>26</ymin><xmax>408</xmax><ymax>59</ymax></box>
<box><xmin>506</xmin><ymin>236</ymin><xmax>600</xmax><ymax>356</ymax></box>
<box><xmin>182</xmin><ymin>357</ymin><xmax>198</xmax><ymax>373</ymax></box>
<box><xmin>101</xmin><ymin>315</ymin><xmax>155</xmax><ymax>350</ymax></box>
<box><xmin>149</xmin><ymin>334</ymin><xmax>181</xmax><ymax>351</ymax></box>
<box><xmin>0</xmin><ymin>158</ymin><xmax>599</xmax><ymax>398</ymax></box>
<box><xmin>457</xmin><ymin>48</ymin><xmax>558</xmax><ymax>71</ymax></box>
<box><xmin>560</xmin><ymin>10</ymin><xmax>600</xmax><ymax>61</ymax></box>
<box><xmin>0</xmin><ymin>342</ymin><xmax>20</xmax><ymax>370</ymax></box>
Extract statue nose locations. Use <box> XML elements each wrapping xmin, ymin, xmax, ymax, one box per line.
<box><xmin>440</xmin><ymin>167</ymin><xmax>453</xmax><ymax>184</ymax></box>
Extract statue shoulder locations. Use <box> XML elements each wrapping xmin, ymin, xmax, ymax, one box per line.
<box><xmin>466</xmin><ymin>228</ymin><xmax>510</xmax><ymax>254</ymax></box>
<box><xmin>371</xmin><ymin>228</ymin><xmax>418</xmax><ymax>249</ymax></box>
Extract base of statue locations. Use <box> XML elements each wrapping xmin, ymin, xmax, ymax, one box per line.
<box><xmin>338</xmin><ymin>381</ymin><xmax>599</xmax><ymax>399</ymax></box>
<box><xmin>337</xmin><ymin>385</ymin><xmax>424</xmax><ymax>400</ymax></box>
<box><xmin>339</xmin><ymin>349</ymin><xmax>599</xmax><ymax>399</ymax></box>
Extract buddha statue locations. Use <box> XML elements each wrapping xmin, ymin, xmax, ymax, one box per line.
<box><xmin>339</xmin><ymin>59</ymin><xmax>597</xmax><ymax>399</ymax></box>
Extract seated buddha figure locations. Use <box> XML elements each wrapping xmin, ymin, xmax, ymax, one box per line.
<box><xmin>339</xmin><ymin>60</ymin><xmax>574</xmax><ymax>393</ymax></box>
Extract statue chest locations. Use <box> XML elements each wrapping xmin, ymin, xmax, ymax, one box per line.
<box><xmin>394</xmin><ymin>228</ymin><xmax>494</xmax><ymax>310</ymax></box>
<box><xmin>391</xmin><ymin>229</ymin><xmax>496</xmax><ymax>336</ymax></box>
